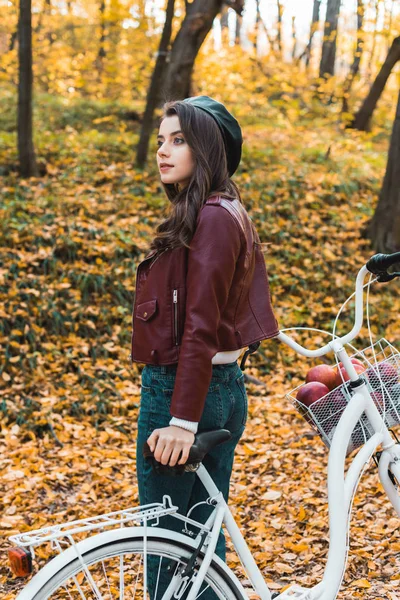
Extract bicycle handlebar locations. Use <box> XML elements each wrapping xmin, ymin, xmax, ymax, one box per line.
<box><xmin>366</xmin><ymin>252</ymin><xmax>400</xmax><ymax>282</ymax></box>
<box><xmin>366</xmin><ymin>251</ymin><xmax>400</xmax><ymax>273</ymax></box>
<box><xmin>277</xmin><ymin>251</ymin><xmax>400</xmax><ymax>358</ymax></box>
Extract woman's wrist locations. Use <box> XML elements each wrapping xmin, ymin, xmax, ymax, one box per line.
<box><xmin>169</xmin><ymin>417</ymin><xmax>198</xmax><ymax>434</ymax></box>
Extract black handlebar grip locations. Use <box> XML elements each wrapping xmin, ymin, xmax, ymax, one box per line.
<box><xmin>366</xmin><ymin>252</ymin><xmax>400</xmax><ymax>274</ymax></box>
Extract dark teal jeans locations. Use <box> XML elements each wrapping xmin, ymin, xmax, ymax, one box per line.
<box><xmin>136</xmin><ymin>360</ymin><xmax>248</xmax><ymax>599</ymax></box>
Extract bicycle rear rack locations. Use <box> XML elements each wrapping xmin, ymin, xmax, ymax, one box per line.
<box><xmin>9</xmin><ymin>495</ymin><xmax>179</xmax><ymax>549</ymax></box>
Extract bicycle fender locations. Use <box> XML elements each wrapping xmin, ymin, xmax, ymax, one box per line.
<box><xmin>15</xmin><ymin>526</ymin><xmax>247</xmax><ymax>600</ymax></box>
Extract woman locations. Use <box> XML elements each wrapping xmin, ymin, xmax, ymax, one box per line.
<box><xmin>132</xmin><ymin>96</ymin><xmax>279</xmax><ymax>598</ymax></box>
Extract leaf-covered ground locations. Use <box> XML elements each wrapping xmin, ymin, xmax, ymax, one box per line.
<box><xmin>1</xmin><ymin>101</ymin><xmax>399</xmax><ymax>599</ymax></box>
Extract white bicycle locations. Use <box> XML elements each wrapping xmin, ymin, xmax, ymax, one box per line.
<box><xmin>7</xmin><ymin>251</ymin><xmax>400</xmax><ymax>600</ymax></box>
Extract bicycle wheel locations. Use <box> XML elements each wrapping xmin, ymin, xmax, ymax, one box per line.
<box><xmin>19</xmin><ymin>529</ymin><xmax>246</xmax><ymax>600</ymax></box>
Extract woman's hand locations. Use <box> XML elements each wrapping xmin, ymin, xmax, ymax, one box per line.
<box><xmin>147</xmin><ymin>426</ymin><xmax>195</xmax><ymax>467</ymax></box>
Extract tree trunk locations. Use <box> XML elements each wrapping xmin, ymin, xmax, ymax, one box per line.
<box><xmin>352</xmin><ymin>36</ymin><xmax>400</xmax><ymax>131</ymax></box>
<box><xmin>136</xmin><ymin>0</ymin><xmax>175</xmax><ymax>168</ymax></box>
<box><xmin>365</xmin><ymin>0</ymin><xmax>379</xmax><ymax>83</ymax></box>
<box><xmin>259</xmin><ymin>14</ymin><xmax>276</xmax><ymax>54</ymax></box>
<box><xmin>319</xmin><ymin>0</ymin><xmax>341</xmax><ymax>78</ymax></box>
<box><xmin>296</xmin><ymin>0</ymin><xmax>321</xmax><ymax>67</ymax></box>
<box><xmin>98</xmin><ymin>0</ymin><xmax>106</xmax><ymax>64</ymax></box>
<box><xmin>306</xmin><ymin>0</ymin><xmax>321</xmax><ymax>68</ymax></box>
<box><xmin>44</xmin><ymin>0</ymin><xmax>55</xmax><ymax>45</ymax></box>
<box><xmin>161</xmin><ymin>0</ymin><xmax>225</xmax><ymax>102</ymax></box>
<box><xmin>235</xmin><ymin>11</ymin><xmax>241</xmax><ymax>46</ymax></box>
<box><xmin>220</xmin><ymin>3</ymin><xmax>229</xmax><ymax>46</ymax></box>
<box><xmin>291</xmin><ymin>16</ymin><xmax>296</xmax><ymax>60</ymax></box>
<box><xmin>254</xmin><ymin>0</ymin><xmax>260</xmax><ymax>55</ymax></box>
<box><xmin>368</xmin><ymin>88</ymin><xmax>400</xmax><ymax>253</ymax></box>
<box><xmin>341</xmin><ymin>0</ymin><xmax>365</xmax><ymax>114</ymax></box>
<box><xmin>276</xmin><ymin>0</ymin><xmax>283</xmax><ymax>57</ymax></box>
<box><xmin>18</xmin><ymin>0</ymin><xmax>39</xmax><ymax>178</ymax></box>
<box><xmin>9</xmin><ymin>28</ymin><xmax>18</xmax><ymax>51</ymax></box>
<box><xmin>64</xmin><ymin>0</ymin><xmax>77</xmax><ymax>52</ymax></box>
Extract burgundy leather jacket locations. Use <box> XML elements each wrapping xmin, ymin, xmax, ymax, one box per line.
<box><xmin>130</xmin><ymin>193</ymin><xmax>279</xmax><ymax>422</ymax></box>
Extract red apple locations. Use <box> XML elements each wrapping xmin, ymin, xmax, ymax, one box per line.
<box><xmin>328</xmin><ymin>389</ymin><xmax>348</xmax><ymax>413</ymax></box>
<box><xmin>328</xmin><ymin>388</ymin><xmax>348</xmax><ymax>427</ymax></box>
<box><xmin>321</xmin><ymin>389</ymin><xmax>348</xmax><ymax>440</ymax></box>
<box><xmin>370</xmin><ymin>390</ymin><xmax>384</xmax><ymax>411</ymax></box>
<box><xmin>369</xmin><ymin>389</ymin><xmax>399</xmax><ymax>428</ymax></box>
<box><xmin>336</xmin><ymin>357</ymin><xmax>365</xmax><ymax>372</ymax></box>
<box><xmin>335</xmin><ymin>364</ymin><xmax>366</xmax><ymax>387</ymax></box>
<box><xmin>388</xmin><ymin>383</ymin><xmax>400</xmax><ymax>423</ymax></box>
<box><xmin>296</xmin><ymin>381</ymin><xmax>330</xmax><ymax>407</ymax></box>
<box><xmin>306</xmin><ymin>364</ymin><xmax>337</xmax><ymax>391</ymax></box>
<box><xmin>368</xmin><ymin>383</ymin><xmax>400</xmax><ymax>425</ymax></box>
<box><xmin>389</xmin><ymin>383</ymin><xmax>400</xmax><ymax>408</ymax></box>
<box><xmin>366</xmin><ymin>361</ymin><xmax>398</xmax><ymax>389</ymax></box>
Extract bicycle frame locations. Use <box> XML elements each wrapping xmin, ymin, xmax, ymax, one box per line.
<box><xmin>10</xmin><ymin>260</ymin><xmax>400</xmax><ymax>600</ymax></box>
<box><xmin>179</xmin><ymin>265</ymin><xmax>400</xmax><ymax>600</ymax></box>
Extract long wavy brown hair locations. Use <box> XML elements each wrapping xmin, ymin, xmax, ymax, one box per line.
<box><xmin>147</xmin><ymin>99</ymin><xmax>243</xmax><ymax>254</ymax></box>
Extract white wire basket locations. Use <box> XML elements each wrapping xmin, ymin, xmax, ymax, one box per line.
<box><xmin>287</xmin><ymin>338</ymin><xmax>400</xmax><ymax>455</ymax></box>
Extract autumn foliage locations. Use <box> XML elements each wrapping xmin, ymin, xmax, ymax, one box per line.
<box><xmin>1</xmin><ymin>46</ymin><xmax>400</xmax><ymax>598</ymax></box>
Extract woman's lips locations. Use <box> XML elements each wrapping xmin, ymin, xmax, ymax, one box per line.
<box><xmin>160</xmin><ymin>165</ymin><xmax>173</xmax><ymax>171</ymax></box>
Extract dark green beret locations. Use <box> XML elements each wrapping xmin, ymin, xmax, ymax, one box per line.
<box><xmin>183</xmin><ymin>95</ymin><xmax>243</xmax><ymax>177</ymax></box>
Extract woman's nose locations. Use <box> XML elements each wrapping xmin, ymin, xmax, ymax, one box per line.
<box><xmin>158</xmin><ymin>143</ymin><xmax>169</xmax><ymax>157</ymax></box>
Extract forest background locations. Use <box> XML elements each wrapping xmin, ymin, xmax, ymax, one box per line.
<box><xmin>1</xmin><ymin>0</ymin><xmax>400</xmax><ymax>597</ymax></box>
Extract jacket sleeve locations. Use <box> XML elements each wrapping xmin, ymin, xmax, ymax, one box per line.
<box><xmin>169</xmin><ymin>205</ymin><xmax>243</xmax><ymax>422</ymax></box>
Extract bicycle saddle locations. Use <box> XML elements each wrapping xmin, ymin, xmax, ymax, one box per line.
<box><xmin>143</xmin><ymin>429</ymin><xmax>232</xmax><ymax>476</ymax></box>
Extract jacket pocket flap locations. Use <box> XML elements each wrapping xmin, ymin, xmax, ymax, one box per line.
<box><xmin>137</xmin><ymin>299</ymin><xmax>157</xmax><ymax>321</ymax></box>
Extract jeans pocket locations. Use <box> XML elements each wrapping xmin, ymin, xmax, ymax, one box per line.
<box><xmin>235</xmin><ymin>373</ymin><xmax>248</xmax><ymax>427</ymax></box>
<box><xmin>139</xmin><ymin>385</ymin><xmax>154</xmax><ymax>423</ymax></box>
<box><xmin>139</xmin><ymin>385</ymin><xmax>153</xmax><ymax>405</ymax></box>
<box><xmin>160</xmin><ymin>387</ymin><xmax>174</xmax><ymax>415</ymax></box>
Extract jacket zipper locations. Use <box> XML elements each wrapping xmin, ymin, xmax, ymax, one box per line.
<box><xmin>173</xmin><ymin>289</ymin><xmax>178</xmax><ymax>345</ymax></box>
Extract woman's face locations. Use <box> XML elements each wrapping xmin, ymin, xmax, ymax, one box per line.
<box><xmin>157</xmin><ymin>115</ymin><xmax>195</xmax><ymax>189</ymax></box>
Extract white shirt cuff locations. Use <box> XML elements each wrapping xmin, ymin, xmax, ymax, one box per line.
<box><xmin>169</xmin><ymin>417</ymin><xmax>199</xmax><ymax>434</ymax></box>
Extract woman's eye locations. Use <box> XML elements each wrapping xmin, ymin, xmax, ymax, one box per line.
<box><xmin>156</xmin><ymin>138</ymin><xmax>183</xmax><ymax>147</ymax></box>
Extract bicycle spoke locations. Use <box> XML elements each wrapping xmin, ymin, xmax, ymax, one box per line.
<box><xmin>133</xmin><ymin>553</ymin><xmax>142</xmax><ymax>598</ymax></box>
<box><xmin>196</xmin><ymin>583</ymin><xmax>211</xmax><ymax>598</ymax></box>
<box><xmin>100</xmin><ymin>560</ymin><xmax>113</xmax><ymax>599</ymax></box>
<box><xmin>119</xmin><ymin>554</ymin><xmax>124</xmax><ymax>600</ymax></box>
<box><xmin>62</xmin><ymin>578</ymin><xmax>82</xmax><ymax>600</ymax></box>
<box><xmin>86</xmin><ymin>566</ymin><xmax>105</xmax><ymax>600</ymax></box>
<box><xmin>153</xmin><ymin>555</ymin><xmax>162</xmax><ymax>599</ymax></box>
<box><xmin>22</xmin><ymin>537</ymin><xmax>238</xmax><ymax>599</ymax></box>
